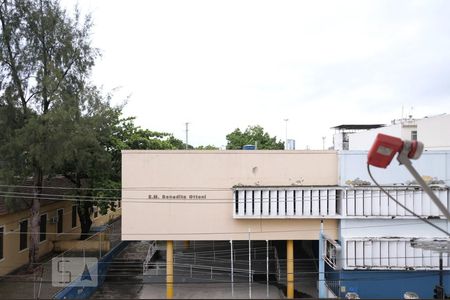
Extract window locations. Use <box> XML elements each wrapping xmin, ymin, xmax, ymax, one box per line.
<box><xmin>0</xmin><ymin>226</ymin><xmax>4</xmax><ymax>260</ymax></box>
<box><xmin>411</xmin><ymin>130</ymin><xmax>418</xmax><ymax>141</ymax></box>
<box><xmin>71</xmin><ymin>206</ymin><xmax>77</xmax><ymax>228</ymax></box>
<box><xmin>19</xmin><ymin>219</ymin><xmax>28</xmax><ymax>251</ymax></box>
<box><xmin>57</xmin><ymin>209</ymin><xmax>64</xmax><ymax>234</ymax></box>
<box><xmin>40</xmin><ymin>214</ymin><xmax>47</xmax><ymax>242</ymax></box>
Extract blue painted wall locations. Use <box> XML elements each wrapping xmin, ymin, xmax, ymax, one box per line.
<box><xmin>327</xmin><ymin>269</ymin><xmax>450</xmax><ymax>299</ymax></box>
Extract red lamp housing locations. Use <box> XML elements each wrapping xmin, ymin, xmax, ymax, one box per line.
<box><xmin>367</xmin><ymin>133</ymin><xmax>404</xmax><ymax>168</ymax></box>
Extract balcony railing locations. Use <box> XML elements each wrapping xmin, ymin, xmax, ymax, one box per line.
<box><xmin>233</xmin><ymin>187</ymin><xmax>341</xmax><ymax>218</ymax></box>
<box><xmin>233</xmin><ymin>186</ymin><xmax>449</xmax><ymax>218</ymax></box>
<box><xmin>344</xmin><ymin>187</ymin><xmax>449</xmax><ymax>218</ymax></box>
<box><xmin>344</xmin><ymin>238</ymin><xmax>450</xmax><ymax>270</ymax></box>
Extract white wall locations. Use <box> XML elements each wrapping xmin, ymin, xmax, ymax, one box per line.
<box><xmin>417</xmin><ymin>114</ymin><xmax>450</xmax><ymax>150</ymax></box>
<box><xmin>348</xmin><ymin>124</ymin><xmax>402</xmax><ymax>150</ymax></box>
<box><xmin>340</xmin><ymin>219</ymin><xmax>449</xmax><ymax>238</ymax></box>
<box><xmin>333</xmin><ymin>132</ymin><xmax>344</xmax><ymax>150</ymax></box>
<box><xmin>338</xmin><ymin>150</ymin><xmax>450</xmax><ymax>186</ymax></box>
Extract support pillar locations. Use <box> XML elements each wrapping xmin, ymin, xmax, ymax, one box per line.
<box><xmin>319</xmin><ymin>220</ymin><xmax>326</xmax><ymax>298</ymax></box>
<box><xmin>166</xmin><ymin>240</ymin><xmax>174</xmax><ymax>299</ymax></box>
<box><xmin>287</xmin><ymin>240</ymin><xmax>294</xmax><ymax>299</ymax></box>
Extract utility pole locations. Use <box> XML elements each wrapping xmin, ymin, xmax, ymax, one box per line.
<box><xmin>284</xmin><ymin>119</ymin><xmax>289</xmax><ymax>150</ymax></box>
<box><xmin>185</xmin><ymin>122</ymin><xmax>189</xmax><ymax>150</ymax></box>
<box><xmin>322</xmin><ymin>136</ymin><xmax>326</xmax><ymax>150</ymax></box>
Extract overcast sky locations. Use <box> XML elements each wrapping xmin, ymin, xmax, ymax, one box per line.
<box><xmin>61</xmin><ymin>0</ymin><xmax>450</xmax><ymax>149</ymax></box>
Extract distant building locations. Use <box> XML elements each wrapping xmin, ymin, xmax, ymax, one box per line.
<box><xmin>286</xmin><ymin>139</ymin><xmax>296</xmax><ymax>150</ymax></box>
<box><xmin>331</xmin><ymin>124</ymin><xmax>385</xmax><ymax>150</ymax></box>
<box><xmin>332</xmin><ymin>113</ymin><xmax>450</xmax><ymax>150</ymax></box>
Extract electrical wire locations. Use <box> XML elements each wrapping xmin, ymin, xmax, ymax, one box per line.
<box><xmin>2</xmin><ymin>220</ymin><xmax>449</xmax><ymax>237</ymax></box>
<box><xmin>367</xmin><ymin>163</ymin><xmax>450</xmax><ymax>237</ymax></box>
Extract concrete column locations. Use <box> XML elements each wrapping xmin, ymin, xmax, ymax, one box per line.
<box><xmin>287</xmin><ymin>240</ymin><xmax>294</xmax><ymax>299</ymax></box>
<box><xmin>166</xmin><ymin>240</ymin><xmax>174</xmax><ymax>299</ymax></box>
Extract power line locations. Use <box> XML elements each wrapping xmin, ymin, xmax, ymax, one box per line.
<box><xmin>3</xmin><ymin>220</ymin><xmax>448</xmax><ymax>237</ymax></box>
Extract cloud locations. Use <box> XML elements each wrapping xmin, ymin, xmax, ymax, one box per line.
<box><xmin>61</xmin><ymin>0</ymin><xmax>450</xmax><ymax>149</ymax></box>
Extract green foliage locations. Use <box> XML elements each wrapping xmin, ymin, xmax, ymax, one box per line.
<box><xmin>195</xmin><ymin>145</ymin><xmax>219</xmax><ymax>150</ymax></box>
<box><xmin>226</xmin><ymin>125</ymin><xmax>284</xmax><ymax>150</ymax></box>
<box><xmin>0</xmin><ymin>0</ymin><xmax>188</xmax><ymax>244</ymax></box>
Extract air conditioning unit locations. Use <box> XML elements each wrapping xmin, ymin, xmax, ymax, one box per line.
<box><xmin>49</xmin><ymin>216</ymin><xmax>58</xmax><ymax>224</ymax></box>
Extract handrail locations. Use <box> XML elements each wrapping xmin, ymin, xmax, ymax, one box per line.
<box><xmin>273</xmin><ymin>247</ymin><xmax>281</xmax><ymax>282</ymax></box>
<box><xmin>145</xmin><ymin>262</ymin><xmax>253</xmax><ymax>275</ymax></box>
<box><xmin>143</xmin><ymin>241</ymin><xmax>157</xmax><ymax>274</ymax></box>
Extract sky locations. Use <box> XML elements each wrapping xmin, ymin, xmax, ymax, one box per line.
<box><xmin>61</xmin><ymin>0</ymin><xmax>450</xmax><ymax>149</ymax></box>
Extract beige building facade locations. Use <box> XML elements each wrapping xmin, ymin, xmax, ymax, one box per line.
<box><xmin>122</xmin><ymin>150</ymin><xmax>339</xmax><ymax>241</ymax></box>
<box><xmin>0</xmin><ymin>200</ymin><xmax>121</xmax><ymax>276</ymax></box>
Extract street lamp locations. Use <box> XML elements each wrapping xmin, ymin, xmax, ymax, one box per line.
<box><xmin>284</xmin><ymin>118</ymin><xmax>288</xmax><ymax>150</ymax></box>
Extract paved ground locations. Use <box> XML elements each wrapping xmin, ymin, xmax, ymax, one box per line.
<box><xmin>140</xmin><ymin>282</ymin><xmax>283</xmax><ymax>299</ymax></box>
<box><xmin>92</xmin><ymin>241</ymin><xmax>320</xmax><ymax>299</ymax></box>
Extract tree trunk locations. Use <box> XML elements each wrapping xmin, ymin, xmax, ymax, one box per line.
<box><xmin>77</xmin><ymin>202</ymin><xmax>92</xmax><ymax>240</ymax></box>
<box><xmin>28</xmin><ymin>168</ymin><xmax>42</xmax><ymax>270</ymax></box>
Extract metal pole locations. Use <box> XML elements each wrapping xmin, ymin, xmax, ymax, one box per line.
<box><xmin>230</xmin><ymin>240</ymin><xmax>234</xmax><ymax>297</ymax></box>
<box><xmin>266</xmin><ymin>240</ymin><xmax>269</xmax><ymax>298</ymax></box>
<box><xmin>249</xmin><ymin>228</ymin><xmax>252</xmax><ymax>299</ymax></box>
<box><xmin>397</xmin><ymin>152</ymin><xmax>450</xmax><ymax>221</ymax></box>
<box><xmin>440</xmin><ymin>252</ymin><xmax>443</xmax><ymax>287</ymax></box>
<box><xmin>319</xmin><ymin>220</ymin><xmax>326</xmax><ymax>298</ymax></box>
<box><xmin>185</xmin><ymin>122</ymin><xmax>189</xmax><ymax>150</ymax></box>
<box><xmin>284</xmin><ymin>119</ymin><xmax>289</xmax><ymax>150</ymax></box>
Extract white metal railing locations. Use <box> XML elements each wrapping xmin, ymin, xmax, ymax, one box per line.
<box><xmin>345</xmin><ymin>238</ymin><xmax>450</xmax><ymax>270</ymax></box>
<box><xmin>143</xmin><ymin>241</ymin><xmax>158</xmax><ymax>274</ymax></box>
<box><xmin>144</xmin><ymin>262</ymin><xmax>253</xmax><ymax>279</ymax></box>
<box><xmin>323</xmin><ymin>234</ymin><xmax>341</xmax><ymax>270</ymax></box>
<box><xmin>344</xmin><ymin>187</ymin><xmax>449</xmax><ymax>218</ymax></box>
<box><xmin>324</xmin><ymin>280</ymin><xmax>340</xmax><ymax>298</ymax></box>
<box><xmin>232</xmin><ymin>186</ymin><xmax>449</xmax><ymax>218</ymax></box>
<box><xmin>233</xmin><ymin>187</ymin><xmax>340</xmax><ymax>218</ymax></box>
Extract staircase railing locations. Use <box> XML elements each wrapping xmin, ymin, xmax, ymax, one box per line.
<box><xmin>273</xmin><ymin>247</ymin><xmax>281</xmax><ymax>282</ymax></box>
<box><xmin>143</xmin><ymin>241</ymin><xmax>157</xmax><ymax>275</ymax></box>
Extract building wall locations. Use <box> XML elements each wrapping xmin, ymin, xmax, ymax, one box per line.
<box><xmin>0</xmin><ymin>202</ymin><xmax>121</xmax><ymax>276</ymax></box>
<box><xmin>348</xmin><ymin>124</ymin><xmax>402</xmax><ymax>150</ymax></box>
<box><xmin>122</xmin><ymin>150</ymin><xmax>339</xmax><ymax>241</ymax></box>
<box><xmin>333</xmin><ymin>132</ymin><xmax>345</xmax><ymax>150</ymax></box>
<box><xmin>0</xmin><ymin>201</ymin><xmax>80</xmax><ymax>276</ymax></box>
<box><xmin>338</xmin><ymin>150</ymin><xmax>450</xmax><ymax>186</ymax></box>
<box><xmin>347</xmin><ymin>114</ymin><xmax>450</xmax><ymax>151</ymax></box>
<box><xmin>417</xmin><ymin>114</ymin><xmax>450</xmax><ymax>150</ymax></box>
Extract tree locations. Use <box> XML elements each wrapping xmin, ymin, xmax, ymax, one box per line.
<box><xmin>195</xmin><ymin>145</ymin><xmax>219</xmax><ymax>150</ymax></box>
<box><xmin>226</xmin><ymin>125</ymin><xmax>284</xmax><ymax>150</ymax></box>
<box><xmin>0</xmin><ymin>0</ymin><xmax>97</xmax><ymax>266</ymax></box>
<box><xmin>57</xmin><ymin>88</ymin><xmax>119</xmax><ymax>238</ymax></box>
<box><xmin>69</xmin><ymin>115</ymin><xmax>185</xmax><ymax>237</ymax></box>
